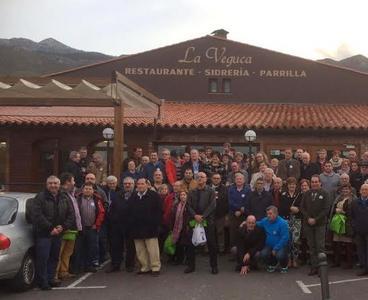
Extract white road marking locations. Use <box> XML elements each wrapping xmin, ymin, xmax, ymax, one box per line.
<box><xmin>64</xmin><ymin>260</ymin><xmax>111</xmax><ymax>289</ymax></box>
<box><xmin>297</xmin><ymin>276</ymin><xmax>368</xmax><ymax>294</ymax></box>
<box><xmin>53</xmin><ymin>286</ymin><xmax>106</xmax><ymax>290</ymax></box>
<box><xmin>296</xmin><ymin>281</ymin><xmax>312</xmax><ymax>294</ymax></box>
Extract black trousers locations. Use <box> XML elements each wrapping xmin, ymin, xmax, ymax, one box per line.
<box><xmin>186</xmin><ymin>225</ymin><xmax>218</xmax><ymax>269</ymax></box>
<box><xmin>110</xmin><ymin>224</ymin><xmax>136</xmax><ymax>269</ymax></box>
<box><xmin>356</xmin><ymin>233</ymin><xmax>368</xmax><ymax>272</ymax></box>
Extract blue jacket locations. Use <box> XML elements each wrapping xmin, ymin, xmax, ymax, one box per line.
<box><xmin>256</xmin><ymin>216</ymin><xmax>289</xmax><ymax>251</ymax></box>
<box><xmin>228</xmin><ymin>185</ymin><xmax>251</xmax><ymax>214</ymax></box>
<box><xmin>142</xmin><ymin>161</ymin><xmax>166</xmax><ymax>184</ymax></box>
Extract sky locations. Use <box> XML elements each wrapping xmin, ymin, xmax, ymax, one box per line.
<box><xmin>0</xmin><ymin>0</ymin><xmax>368</xmax><ymax>60</ymax></box>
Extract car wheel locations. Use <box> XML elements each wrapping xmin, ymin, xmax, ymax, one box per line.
<box><xmin>11</xmin><ymin>251</ymin><xmax>36</xmax><ymax>292</ymax></box>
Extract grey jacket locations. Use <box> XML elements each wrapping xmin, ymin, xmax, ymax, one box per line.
<box><xmin>187</xmin><ymin>186</ymin><xmax>216</xmax><ymax>224</ymax></box>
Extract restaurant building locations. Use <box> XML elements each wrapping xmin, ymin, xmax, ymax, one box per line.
<box><xmin>1</xmin><ymin>29</ymin><xmax>368</xmax><ymax>191</ymax></box>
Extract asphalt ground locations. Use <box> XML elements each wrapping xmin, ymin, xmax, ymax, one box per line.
<box><xmin>1</xmin><ymin>256</ymin><xmax>368</xmax><ymax>300</ymax></box>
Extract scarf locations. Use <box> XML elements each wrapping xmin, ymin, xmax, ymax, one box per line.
<box><xmin>172</xmin><ymin>201</ymin><xmax>186</xmax><ymax>243</ymax></box>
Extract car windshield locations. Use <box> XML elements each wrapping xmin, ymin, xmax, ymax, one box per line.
<box><xmin>0</xmin><ymin>196</ymin><xmax>18</xmax><ymax>225</ymax></box>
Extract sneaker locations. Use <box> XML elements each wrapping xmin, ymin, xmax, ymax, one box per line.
<box><xmin>280</xmin><ymin>267</ymin><xmax>288</xmax><ymax>274</ymax></box>
<box><xmin>266</xmin><ymin>265</ymin><xmax>276</xmax><ymax>273</ymax></box>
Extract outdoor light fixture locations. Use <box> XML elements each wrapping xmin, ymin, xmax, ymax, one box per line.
<box><xmin>244</xmin><ymin>129</ymin><xmax>256</xmax><ymax>142</ymax></box>
<box><xmin>102</xmin><ymin>127</ymin><xmax>114</xmax><ymax>140</ymax></box>
<box><xmin>102</xmin><ymin>127</ymin><xmax>114</xmax><ymax>175</ymax></box>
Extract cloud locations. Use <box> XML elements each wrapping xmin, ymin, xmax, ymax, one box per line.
<box><xmin>316</xmin><ymin>43</ymin><xmax>355</xmax><ymax>60</ymax></box>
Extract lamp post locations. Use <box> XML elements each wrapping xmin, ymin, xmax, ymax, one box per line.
<box><xmin>244</xmin><ymin>130</ymin><xmax>256</xmax><ymax>177</ymax></box>
<box><xmin>102</xmin><ymin>127</ymin><xmax>114</xmax><ymax>175</ymax></box>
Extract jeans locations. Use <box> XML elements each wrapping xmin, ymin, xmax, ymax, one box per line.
<box><xmin>260</xmin><ymin>246</ymin><xmax>288</xmax><ymax>268</ymax></box>
<box><xmin>35</xmin><ymin>236</ymin><xmax>62</xmax><ymax>288</ymax></box>
<box><xmin>78</xmin><ymin>227</ymin><xmax>99</xmax><ymax>270</ymax></box>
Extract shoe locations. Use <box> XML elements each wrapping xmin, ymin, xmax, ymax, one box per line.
<box><xmin>211</xmin><ymin>267</ymin><xmax>219</xmax><ymax>275</ymax></box>
<box><xmin>59</xmin><ymin>272</ymin><xmax>76</xmax><ymax>280</ymax></box>
<box><xmin>151</xmin><ymin>271</ymin><xmax>160</xmax><ymax>277</ymax></box>
<box><xmin>357</xmin><ymin>270</ymin><xmax>368</xmax><ymax>276</ymax></box>
<box><xmin>126</xmin><ymin>266</ymin><xmax>134</xmax><ymax>273</ymax></box>
<box><xmin>49</xmin><ymin>280</ymin><xmax>61</xmax><ymax>288</ymax></box>
<box><xmin>85</xmin><ymin>267</ymin><xmax>98</xmax><ymax>273</ymax></box>
<box><xmin>280</xmin><ymin>267</ymin><xmax>288</xmax><ymax>274</ymax></box>
<box><xmin>40</xmin><ymin>285</ymin><xmax>51</xmax><ymax>291</ymax></box>
<box><xmin>266</xmin><ymin>265</ymin><xmax>276</xmax><ymax>273</ymax></box>
<box><xmin>105</xmin><ymin>265</ymin><xmax>120</xmax><ymax>273</ymax></box>
<box><xmin>137</xmin><ymin>270</ymin><xmax>151</xmax><ymax>275</ymax></box>
<box><xmin>184</xmin><ymin>266</ymin><xmax>195</xmax><ymax>274</ymax></box>
<box><xmin>308</xmin><ymin>268</ymin><xmax>318</xmax><ymax>276</ymax></box>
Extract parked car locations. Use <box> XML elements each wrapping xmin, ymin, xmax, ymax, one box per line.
<box><xmin>0</xmin><ymin>192</ymin><xmax>36</xmax><ymax>291</ymax></box>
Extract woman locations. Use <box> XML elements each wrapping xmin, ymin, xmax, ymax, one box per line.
<box><xmin>300</xmin><ymin>179</ymin><xmax>310</xmax><ymax>194</ymax></box>
<box><xmin>204</xmin><ymin>151</ymin><xmax>226</xmax><ymax>183</ymax></box>
<box><xmin>330</xmin><ymin>149</ymin><xmax>343</xmax><ymax>172</ymax></box>
<box><xmin>279</xmin><ymin>177</ymin><xmax>302</xmax><ymax>268</ymax></box>
<box><xmin>221</xmin><ymin>154</ymin><xmax>232</xmax><ymax>178</ymax></box>
<box><xmin>329</xmin><ymin>184</ymin><xmax>355</xmax><ymax>268</ymax></box>
<box><xmin>158</xmin><ymin>184</ymin><xmax>171</xmax><ymax>252</ymax></box>
<box><xmin>251</xmin><ymin>151</ymin><xmax>269</xmax><ymax>174</ymax></box>
<box><xmin>299</xmin><ymin>178</ymin><xmax>310</xmax><ymax>264</ymax></box>
<box><xmin>171</xmin><ymin>191</ymin><xmax>191</xmax><ymax>265</ymax></box>
<box><xmin>338</xmin><ymin>159</ymin><xmax>350</xmax><ymax>175</ymax></box>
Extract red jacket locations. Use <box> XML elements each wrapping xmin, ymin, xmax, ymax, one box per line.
<box><xmin>77</xmin><ymin>192</ymin><xmax>105</xmax><ymax>230</ymax></box>
<box><xmin>162</xmin><ymin>193</ymin><xmax>175</xmax><ymax>226</ymax></box>
<box><xmin>165</xmin><ymin>160</ymin><xmax>177</xmax><ymax>185</ymax></box>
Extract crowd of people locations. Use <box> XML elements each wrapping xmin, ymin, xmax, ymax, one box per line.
<box><xmin>29</xmin><ymin>144</ymin><xmax>368</xmax><ymax>290</ymax></box>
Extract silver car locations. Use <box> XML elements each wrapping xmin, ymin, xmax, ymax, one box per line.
<box><xmin>0</xmin><ymin>192</ymin><xmax>36</xmax><ymax>291</ymax></box>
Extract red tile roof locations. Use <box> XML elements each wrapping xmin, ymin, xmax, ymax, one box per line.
<box><xmin>1</xmin><ymin>102</ymin><xmax>368</xmax><ymax>130</ymax></box>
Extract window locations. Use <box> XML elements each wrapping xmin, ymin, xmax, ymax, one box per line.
<box><xmin>0</xmin><ymin>196</ymin><xmax>18</xmax><ymax>225</ymax></box>
<box><xmin>222</xmin><ymin>78</ymin><xmax>231</xmax><ymax>93</ymax></box>
<box><xmin>208</xmin><ymin>78</ymin><xmax>218</xmax><ymax>93</ymax></box>
<box><xmin>208</xmin><ymin>78</ymin><xmax>231</xmax><ymax>93</ymax></box>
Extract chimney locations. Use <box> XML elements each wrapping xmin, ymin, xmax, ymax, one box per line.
<box><xmin>211</xmin><ymin>29</ymin><xmax>229</xmax><ymax>39</ymax></box>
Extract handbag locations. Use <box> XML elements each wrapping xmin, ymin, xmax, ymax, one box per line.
<box><xmin>164</xmin><ymin>232</ymin><xmax>176</xmax><ymax>255</ymax></box>
<box><xmin>62</xmin><ymin>230</ymin><xmax>78</xmax><ymax>241</ymax></box>
<box><xmin>191</xmin><ymin>223</ymin><xmax>207</xmax><ymax>246</ymax></box>
<box><xmin>329</xmin><ymin>213</ymin><xmax>346</xmax><ymax>235</ymax></box>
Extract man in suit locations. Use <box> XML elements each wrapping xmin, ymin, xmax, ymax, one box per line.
<box><xmin>186</xmin><ymin>172</ymin><xmax>218</xmax><ymax>274</ymax></box>
<box><xmin>300</xmin><ymin>174</ymin><xmax>330</xmax><ymax>276</ymax></box>
<box><xmin>277</xmin><ymin>148</ymin><xmax>300</xmax><ymax>182</ymax></box>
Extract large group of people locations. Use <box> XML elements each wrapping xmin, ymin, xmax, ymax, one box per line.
<box><xmin>29</xmin><ymin>144</ymin><xmax>368</xmax><ymax>290</ymax></box>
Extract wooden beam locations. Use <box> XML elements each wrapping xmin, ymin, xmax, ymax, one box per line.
<box><xmin>0</xmin><ymin>97</ymin><xmax>115</xmax><ymax>107</ymax></box>
<box><xmin>112</xmin><ymin>99</ymin><xmax>124</xmax><ymax>181</ymax></box>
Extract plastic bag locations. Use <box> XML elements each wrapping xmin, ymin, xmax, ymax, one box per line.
<box><xmin>191</xmin><ymin>224</ymin><xmax>207</xmax><ymax>246</ymax></box>
<box><xmin>164</xmin><ymin>232</ymin><xmax>176</xmax><ymax>255</ymax></box>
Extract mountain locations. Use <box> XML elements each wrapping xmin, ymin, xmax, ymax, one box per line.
<box><xmin>318</xmin><ymin>54</ymin><xmax>368</xmax><ymax>73</ymax></box>
<box><xmin>0</xmin><ymin>37</ymin><xmax>115</xmax><ymax>76</ymax></box>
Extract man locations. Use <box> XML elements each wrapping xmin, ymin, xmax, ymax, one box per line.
<box><xmin>77</xmin><ymin>183</ymin><xmax>105</xmax><ymax>273</ymax></box>
<box><xmin>106</xmin><ymin>177</ymin><xmax>136</xmax><ymax>273</ymax></box>
<box><xmin>64</xmin><ymin>151</ymin><xmax>83</xmax><ymax>188</ymax></box>
<box><xmin>228</xmin><ymin>173</ymin><xmax>250</xmax><ymax>248</ymax></box>
<box><xmin>122</xmin><ymin>147</ymin><xmax>143</xmax><ymax>172</ymax></box>
<box><xmin>236</xmin><ymin>215</ymin><xmax>265</xmax><ymax>275</ymax></box>
<box><xmin>336</xmin><ymin>173</ymin><xmax>357</xmax><ymax>196</ymax></box>
<box><xmin>88</xmin><ymin>153</ymin><xmax>107</xmax><ymax>185</ymax></box>
<box><xmin>348</xmin><ymin>150</ymin><xmax>358</xmax><ymax>163</ymax></box>
<box><xmin>257</xmin><ymin>206</ymin><xmax>290</xmax><ymax>273</ymax></box>
<box><xmin>277</xmin><ymin>148</ymin><xmax>300</xmax><ymax>181</ymax></box>
<box><xmin>351</xmin><ymin>161</ymin><xmax>368</xmax><ymax>196</ymax></box>
<box><xmin>56</xmin><ymin>173</ymin><xmax>81</xmax><ymax>281</ymax></box>
<box><xmin>351</xmin><ymin>183</ymin><xmax>368</xmax><ymax>276</ymax></box>
<box><xmin>143</xmin><ymin>152</ymin><xmax>166</xmax><ymax>184</ymax></box>
<box><xmin>180</xmin><ymin>168</ymin><xmax>198</xmax><ymax>192</ymax></box>
<box><xmin>319</xmin><ymin>161</ymin><xmax>340</xmax><ymax>197</ymax></box>
<box><xmin>186</xmin><ymin>172</ymin><xmax>218</xmax><ymax>274</ymax></box>
<box><xmin>211</xmin><ymin>173</ymin><xmax>229</xmax><ymax>253</ymax></box>
<box><xmin>84</xmin><ymin>173</ymin><xmax>108</xmax><ymax>204</ymax></box>
<box><xmin>128</xmin><ymin>178</ymin><xmax>162</xmax><ymax>276</ymax></box>
<box><xmin>316</xmin><ymin>149</ymin><xmax>328</xmax><ymax>173</ymax></box>
<box><xmin>295</xmin><ymin>148</ymin><xmax>304</xmax><ymax>163</ymax></box>
<box><xmin>138</xmin><ymin>155</ymin><xmax>150</xmax><ymax>173</ymax></box>
<box><xmin>226</xmin><ymin>162</ymin><xmax>248</xmax><ymax>186</ymax></box>
<box><xmin>263</xmin><ymin>168</ymin><xmax>274</xmax><ymax>192</ymax></box>
<box><xmin>246</xmin><ymin>178</ymin><xmax>273</xmax><ymax>220</ymax></box>
<box><xmin>181</xmin><ymin>149</ymin><xmax>205</xmax><ymax>180</ymax></box>
<box><xmin>271</xmin><ymin>177</ymin><xmax>283</xmax><ymax>208</ymax></box>
<box><xmin>161</xmin><ymin>148</ymin><xmax>177</xmax><ymax>185</ymax></box>
<box><xmin>300</xmin><ymin>175</ymin><xmax>330</xmax><ymax>276</ymax></box>
<box><xmin>152</xmin><ymin>169</ymin><xmax>165</xmax><ymax>191</ymax></box>
<box><xmin>171</xmin><ymin>150</ymin><xmax>182</xmax><ymax>180</ymax></box>
<box><xmin>300</xmin><ymin>152</ymin><xmax>320</xmax><ymax>181</ymax></box>
<box><xmin>32</xmin><ymin>175</ymin><xmax>74</xmax><ymax>290</ymax></box>
<box><xmin>79</xmin><ymin>146</ymin><xmax>91</xmax><ymax>179</ymax></box>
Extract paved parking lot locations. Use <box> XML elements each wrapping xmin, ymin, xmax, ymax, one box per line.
<box><xmin>1</xmin><ymin>256</ymin><xmax>368</xmax><ymax>300</ymax></box>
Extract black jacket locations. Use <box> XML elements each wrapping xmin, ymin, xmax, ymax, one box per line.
<box><xmin>59</xmin><ymin>189</ymin><xmax>77</xmax><ymax>230</ymax></box>
<box><xmin>300</xmin><ymin>162</ymin><xmax>320</xmax><ymax>181</ymax></box>
<box><xmin>187</xmin><ymin>186</ymin><xmax>216</xmax><ymax>224</ymax></box>
<box><xmin>246</xmin><ymin>190</ymin><xmax>273</xmax><ymax>220</ymax></box>
<box><xmin>236</xmin><ymin>225</ymin><xmax>265</xmax><ymax>266</ymax></box>
<box><xmin>279</xmin><ymin>191</ymin><xmax>302</xmax><ymax>220</ymax></box>
<box><xmin>212</xmin><ymin>184</ymin><xmax>228</xmax><ymax>219</ymax></box>
<box><xmin>127</xmin><ymin>189</ymin><xmax>162</xmax><ymax>239</ymax></box>
<box><xmin>108</xmin><ymin>189</ymin><xmax>132</xmax><ymax>228</ymax></box>
<box><xmin>181</xmin><ymin>160</ymin><xmax>205</xmax><ymax>178</ymax></box>
<box><xmin>351</xmin><ymin>198</ymin><xmax>368</xmax><ymax>235</ymax></box>
<box><xmin>64</xmin><ymin>160</ymin><xmax>83</xmax><ymax>188</ymax></box>
<box><xmin>32</xmin><ymin>189</ymin><xmax>74</xmax><ymax>237</ymax></box>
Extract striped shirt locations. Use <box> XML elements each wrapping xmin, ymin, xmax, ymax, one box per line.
<box><xmin>80</xmin><ymin>196</ymin><xmax>96</xmax><ymax>227</ymax></box>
